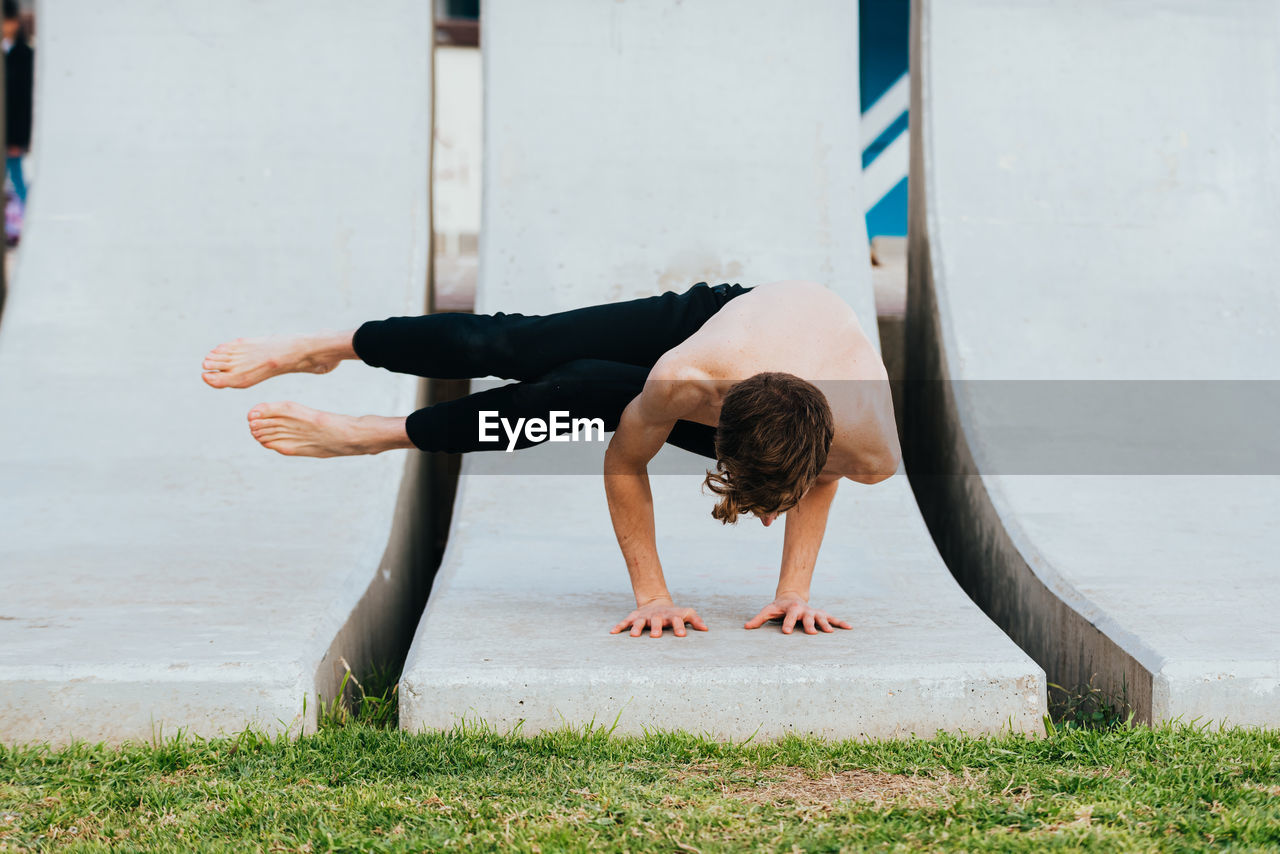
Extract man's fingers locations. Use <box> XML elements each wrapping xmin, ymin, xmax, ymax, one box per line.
<box><xmin>782</xmin><ymin>608</ymin><xmax>800</xmax><ymax>634</ymax></box>
<box><xmin>802</xmin><ymin>613</ymin><xmax>818</xmax><ymax>635</ymax></box>
<box><xmin>816</xmin><ymin>614</ymin><xmax>834</xmax><ymax>633</ymax></box>
<box><xmin>610</xmin><ymin>615</ymin><xmax>635</xmax><ymax>634</ymax></box>
<box><xmin>743</xmin><ymin>609</ymin><xmax>773</xmax><ymax>629</ymax></box>
<box><xmin>830</xmin><ymin>617</ymin><xmax>853</xmax><ymax>630</ymax></box>
<box><xmin>650</xmin><ymin>619</ymin><xmax>664</xmax><ymax>638</ymax></box>
<box><xmin>630</xmin><ymin>618</ymin><xmax>646</xmax><ymax>638</ymax></box>
<box><xmin>688</xmin><ymin>613</ymin><xmax>709</xmax><ymax>632</ymax></box>
<box><xmin>673</xmin><ymin>619</ymin><xmax>687</xmax><ymax>638</ymax></box>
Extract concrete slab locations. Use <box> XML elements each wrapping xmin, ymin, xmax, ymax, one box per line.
<box><xmin>398</xmin><ymin>0</ymin><xmax>1045</xmax><ymax>740</ymax></box>
<box><xmin>906</xmin><ymin>0</ymin><xmax>1280</xmax><ymax>725</ymax></box>
<box><xmin>0</xmin><ymin>2</ymin><xmax>432</xmax><ymax>745</ymax></box>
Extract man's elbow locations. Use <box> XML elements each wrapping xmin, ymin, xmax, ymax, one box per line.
<box><xmin>604</xmin><ymin>439</ymin><xmax>647</xmax><ymax>475</ymax></box>
<box><xmin>848</xmin><ymin>451</ymin><xmax>901</xmax><ymax>485</ymax></box>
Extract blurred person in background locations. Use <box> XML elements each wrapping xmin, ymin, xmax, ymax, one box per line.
<box><xmin>4</xmin><ymin>0</ymin><xmax>33</xmax><ymax>246</ymax></box>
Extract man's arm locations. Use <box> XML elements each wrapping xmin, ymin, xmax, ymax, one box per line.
<box><xmin>603</xmin><ymin>396</ymin><xmax>675</xmax><ymax>606</ymax></box>
<box><xmin>743</xmin><ymin>474</ymin><xmax>854</xmax><ymax>634</ymax></box>
<box><xmin>604</xmin><ymin>371</ymin><xmax>710</xmax><ymax>638</ymax></box>
<box><xmin>775</xmin><ymin>474</ymin><xmax>839</xmax><ymax>600</ymax></box>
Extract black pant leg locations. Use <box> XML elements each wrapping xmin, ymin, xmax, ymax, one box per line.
<box><xmin>352</xmin><ymin>282</ymin><xmax>748</xmax><ymax>382</ymax></box>
<box><xmin>405</xmin><ymin>359</ymin><xmax>648</xmax><ymax>452</ymax></box>
<box><xmin>404</xmin><ymin>357</ymin><xmax>721</xmax><ymax>459</ymax></box>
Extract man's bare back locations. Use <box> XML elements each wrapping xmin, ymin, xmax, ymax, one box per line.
<box><xmin>638</xmin><ymin>280</ymin><xmax>900</xmax><ymax>483</ymax></box>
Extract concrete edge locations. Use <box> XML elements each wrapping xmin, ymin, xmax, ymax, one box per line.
<box><xmin>903</xmin><ymin>0</ymin><xmax>1156</xmax><ymax>723</ymax></box>
<box><xmin>1153</xmin><ymin>660</ymin><xmax>1280</xmax><ymax>728</ymax></box>
<box><xmin>401</xmin><ymin>663</ymin><xmax>1046</xmax><ymax>740</ymax></box>
<box><xmin>0</xmin><ymin>668</ymin><xmax>311</xmax><ymax>749</ymax></box>
<box><xmin>394</xmin><ymin>429</ymin><xmax>478</xmax><ymax>724</ymax></box>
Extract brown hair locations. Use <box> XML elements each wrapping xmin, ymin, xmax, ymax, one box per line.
<box><xmin>703</xmin><ymin>372</ymin><xmax>834</xmax><ymax>523</ymax></box>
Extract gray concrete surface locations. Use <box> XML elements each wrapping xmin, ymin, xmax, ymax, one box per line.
<box><xmin>906</xmin><ymin>0</ymin><xmax>1280</xmax><ymax>725</ymax></box>
<box><xmin>398</xmin><ymin>0</ymin><xmax>1045</xmax><ymax>740</ymax></box>
<box><xmin>0</xmin><ymin>2</ymin><xmax>432</xmax><ymax>745</ymax></box>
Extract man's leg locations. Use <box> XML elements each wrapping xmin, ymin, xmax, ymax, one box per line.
<box><xmin>246</xmin><ymin>358</ymin><xmax>722</xmax><ymax>459</ymax></box>
<box><xmin>352</xmin><ymin>282</ymin><xmax>750</xmax><ymax>381</ymax></box>
<box><xmin>210</xmin><ymin>282</ymin><xmax>746</xmax><ymax>455</ymax></box>
<box><xmin>246</xmin><ymin>401</ymin><xmax>414</xmax><ymax>457</ymax></box>
<box><xmin>202</xmin><ymin>329</ymin><xmax>358</xmax><ymax>389</ymax></box>
<box><xmin>202</xmin><ymin>283</ymin><xmax>747</xmax><ymax>390</ymax></box>
<box><xmin>247</xmin><ymin>359</ymin><xmax>645</xmax><ymax>457</ymax></box>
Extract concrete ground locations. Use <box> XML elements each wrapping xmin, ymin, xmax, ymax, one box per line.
<box><xmin>398</xmin><ymin>0</ymin><xmax>1045</xmax><ymax>740</ymax></box>
<box><xmin>0</xmin><ymin>2</ymin><xmax>433</xmax><ymax>745</ymax></box>
<box><xmin>905</xmin><ymin>0</ymin><xmax>1280</xmax><ymax>725</ymax></box>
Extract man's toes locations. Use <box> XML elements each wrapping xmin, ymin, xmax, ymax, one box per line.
<box><xmin>250</xmin><ymin>419</ymin><xmax>285</xmax><ymax>435</ymax></box>
<box><xmin>249</xmin><ymin>402</ymin><xmax>281</xmax><ymax>420</ymax></box>
<box><xmin>203</xmin><ymin>371</ymin><xmax>232</xmax><ymax>389</ymax></box>
<box><xmin>265</xmin><ymin>401</ymin><xmax>305</xmax><ymax>419</ymax></box>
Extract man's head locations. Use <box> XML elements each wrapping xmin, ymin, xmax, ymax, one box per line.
<box><xmin>2</xmin><ymin>1</ymin><xmax>19</xmax><ymax>42</ymax></box>
<box><xmin>703</xmin><ymin>372</ymin><xmax>834</xmax><ymax>524</ymax></box>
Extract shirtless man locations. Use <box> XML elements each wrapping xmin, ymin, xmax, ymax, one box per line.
<box><xmin>202</xmin><ymin>280</ymin><xmax>900</xmax><ymax>638</ymax></box>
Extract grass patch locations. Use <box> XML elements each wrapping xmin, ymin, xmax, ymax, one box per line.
<box><xmin>1047</xmin><ymin>676</ymin><xmax>1134</xmax><ymax>732</ymax></box>
<box><xmin>0</xmin><ymin>724</ymin><xmax>1277</xmax><ymax>852</ymax></box>
<box><xmin>317</xmin><ymin>661</ymin><xmax>400</xmax><ymax>731</ymax></box>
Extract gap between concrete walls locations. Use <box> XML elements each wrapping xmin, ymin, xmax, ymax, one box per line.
<box><xmin>311</xmin><ymin>374</ymin><xmax>462</xmax><ymax>724</ymax></box>
<box><xmin>311</xmin><ymin>209</ymin><xmax>470</xmax><ymax>721</ymax></box>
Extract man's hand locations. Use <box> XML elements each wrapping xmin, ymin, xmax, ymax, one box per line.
<box><xmin>744</xmin><ymin>595</ymin><xmax>852</xmax><ymax>635</ymax></box>
<box><xmin>611</xmin><ymin>599</ymin><xmax>709</xmax><ymax>638</ymax></box>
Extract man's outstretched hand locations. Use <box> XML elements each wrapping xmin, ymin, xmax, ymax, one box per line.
<box><xmin>611</xmin><ymin>599</ymin><xmax>709</xmax><ymax>638</ymax></box>
<box><xmin>744</xmin><ymin>595</ymin><xmax>853</xmax><ymax>635</ymax></box>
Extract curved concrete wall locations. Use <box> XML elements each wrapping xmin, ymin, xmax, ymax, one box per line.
<box><xmin>907</xmin><ymin>0</ymin><xmax>1280</xmax><ymax>724</ymax></box>
<box><xmin>398</xmin><ymin>0</ymin><xmax>1045</xmax><ymax>740</ymax></box>
<box><xmin>0</xmin><ymin>1</ymin><xmax>432</xmax><ymax>744</ymax></box>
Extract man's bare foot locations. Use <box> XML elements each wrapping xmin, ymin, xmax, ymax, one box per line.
<box><xmin>247</xmin><ymin>401</ymin><xmax>414</xmax><ymax>457</ymax></box>
<box><xmin>202</xmin><ymin>331</ymin><xmax>357</xmax><ymax>389</ymax></box>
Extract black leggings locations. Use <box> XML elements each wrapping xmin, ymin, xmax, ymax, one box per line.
<box><xmin>351</xmin><ymin>282</ymin><xmax>752</xmax><ymax>458</ymax></box>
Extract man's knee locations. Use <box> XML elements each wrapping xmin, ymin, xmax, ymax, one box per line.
<box><xmin>514</xmin><ymin>359</ymin><xmax>644</xmax><ymax>430</ymax></box>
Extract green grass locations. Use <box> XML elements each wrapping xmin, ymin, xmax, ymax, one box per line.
<box><xmin>2</xmin><ymin>722</ymin><xmax>1277</xmax><ymax>853</ymax></box>
<box><xmin>317</xmin><ymin>661</ymin><xmax>401</xmax><ymax>732</ymax></box>
<box><xmin>1047</xmin><ymin>677</ymin><xmax>1135</xmax><ymax>732</ymax></box>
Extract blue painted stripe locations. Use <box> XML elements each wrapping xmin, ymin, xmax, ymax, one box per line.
<box><xmin>865</xmin><ymin>177</ymin><xmax>909</xmax><ymax>239</ymax></box>
<box><xmin>862</xmin><ymin>112</ymin><xmax>909</xmax><ymax>169</ymax></box>
<box><xmin>860</xmin><ymin>0</ymin><xmax>910</xmax><ymax>237</ymax></box>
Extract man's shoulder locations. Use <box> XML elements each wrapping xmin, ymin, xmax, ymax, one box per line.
<box><xmin>646</xmin><ymin>353</ymin><xmax>709</xmax><ymax>385</ymax></box>
<box><xmin>639</xmin><ymin>355</ymin><xmax>714</xmax><ymax>420</ymax></box>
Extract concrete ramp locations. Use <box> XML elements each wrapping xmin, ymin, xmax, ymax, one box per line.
<box><xmin>0</xmin><ymin>2</ymin><xmax>431</xmax><ymax>745</ymax></box>
<box><xmin>398</xmin><ymin>0</ymin><xmax>1044</xmax><ymax>740</ymax></box>
<box><xmin>907</xmin><ymin>0</ymin><xmax>1280</xmax><ymax>724</ymax></box>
